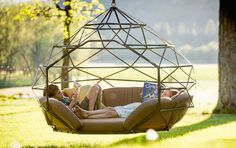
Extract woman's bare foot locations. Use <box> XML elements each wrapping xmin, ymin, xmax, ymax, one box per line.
<box><xmin>76</xmin><ymin>106</ymin><xmax>88</xmax><ymax>118</ymax></box>
<box><xmin>74</xmin><ymin>111</ymin><xmax>84</xmax><ymax>119</ymax></box>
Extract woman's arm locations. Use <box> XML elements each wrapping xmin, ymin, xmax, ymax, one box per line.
<box><xmin>68</xmin><ymin>97</ymin><xmax>77</xmax><ymax>109</ymax></box>
<box><xmin>68</xmin><ymin>86</ymin><xmax>82</xmax><ymax>109</ymax></box>
<box><xmin>68</xmin><ymin>89</ymin><xmax>78</xmax><ymax>109</ymax></box>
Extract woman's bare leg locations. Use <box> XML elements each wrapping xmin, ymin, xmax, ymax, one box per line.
<box><xmin>74</xmin><ymin>111</ymin><xmax>84</xmax><ymax>119</ymax></box>
<box><xmin>76</xmin><ymin>106</ymin><xmax>118</xmax><ymax>119</ymax></box>
<box><xmin>86</xmin><ymin>84</ymin><xmax>100</xmax><ymax>111</ymax></box>
<box><xmin>76</xmin><ymin>106</ymin><xmax>110</xmax><ymax>118</ymax></box>
<box><xmin>87</xmin><ymin>108</ymin><xmax>119</xmax><ymax>118</ymax></box>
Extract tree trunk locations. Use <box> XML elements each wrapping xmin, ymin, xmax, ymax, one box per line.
<box><xmin>214</xmin><ymin>0</ymin><xmax>236</xmax><ymax>113</ymax></box>
<box><xmin>33</xmin><ymin>40</ymin><xmax>40</xmax><ymax>77</ymax></box>
<box><xmin>61</xmin><ymin>0</ymin><xmax>72</xmax><ymax>89</ymax></box>
<box><xmin>20</xmin><ymin>52</ymin><xmax>33</xmax><ymax>81</ymax></box>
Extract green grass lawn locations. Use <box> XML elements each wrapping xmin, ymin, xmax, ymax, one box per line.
<box><xmin>0</xmin><ymin>98</ymin><xmax>236</xmax><ymax>148</ymax></box>
<box><xmin>194</xmin><ymin>64</ymin><xmax>218</xmax><ymax>81</ymax></box>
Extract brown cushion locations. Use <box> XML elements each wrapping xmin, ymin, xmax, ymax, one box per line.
<box><xmin>102</xmin><ymin>87</ymin><xmax>143</xmax><ymax>106</ymax></box>
<box><xmin>168</xmin><ymin>92</ymin><xmax>192</xmax><ymax>125</ymax></box>
<box><xmin>124</xmin><ymin>99</ymin><xmax>157</xmax><ymax>131</ymax></box>
<box><xmin>39</xmin><ymin>97</ymin><xmax>82</xmax><ymax>131</ymax></box>
<box><xmin>42</xmin><ymin>109</ymin><xmax>76</xmax><ymax>132</ymax></box>
<box><xmin>124</xmin><ymin>98</ymin><xmax>174</xmax><ymax>131</ymax></box>
<box><xmin>79</xmin><ymin>118</ymin><xmax>126</xmax><ymax>134</ymax></box>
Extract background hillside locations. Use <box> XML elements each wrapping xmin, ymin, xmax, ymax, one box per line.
<box><xmin>101</xmin><ymin>0</ymin><xmax>219</xmax><ymax>63</ymax></box>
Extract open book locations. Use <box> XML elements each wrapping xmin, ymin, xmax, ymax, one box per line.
<box><xmin>63</xmin><ymin>82</ymin><xmax>91</xmax><ymax>103</ymax></box>
<box><xmin>77</xmin><ymin>85</ymin><xmax>91</xmax><ymax>103</ymax></box>
<box><xmin>141</xmin><ymin>82</ymin><xmax>159</xmax><ymax>103</ymax></box>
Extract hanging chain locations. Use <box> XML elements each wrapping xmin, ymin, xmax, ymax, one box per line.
<box><xmin>112</xmin><ymin>0</ymin><xmax>116</xmax><ymax>7</ymax></box>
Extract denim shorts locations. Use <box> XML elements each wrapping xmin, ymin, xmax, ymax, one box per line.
<box><xmin>78</xmin><ymin>97</ymin><xmax>89</xmax><ymax>110</ymax></box>
<box><xmin>114</xmin><ymin>102</ymin><xmax>141</xmax><ymax>118</ymax></box>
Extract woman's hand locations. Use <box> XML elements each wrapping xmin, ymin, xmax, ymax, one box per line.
<box><xmin>72</xmin><ymin>89</ymin><xmax>78</xmax><ymax>99</ymax></box>
<box><xmin>68</xmin><ymin>96</ymin><xmax>77</xmax><ymax>109</ymax></box>
<box><xmin>72</xmin><ymin>84</ymin><xmax>81</xmax><ymax>99</ymax></box>
<box><xmin>73</xmin><ymin>81</ymin><xmax>81</xmax><ymax>89</ymax></box>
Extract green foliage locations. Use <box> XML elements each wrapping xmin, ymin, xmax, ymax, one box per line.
<box><xmin>0</xmin><ymin>3</ymin><xmax>59</xmax><ymax>83</ymax></box>
<box><xmin>0</xmin><ymin>78</ymin><xmax>32</xmax><ymax>88</ymax></box>
<box><xmin>15</xmin><ymin>0</ymin><xmax>105</xmax><ymax>39</ymax></box>
<box><xmin>0</xmin><ymin>1</ymin><xmax>104</xmax><ymax>85</ymax></box>
<box><xmin>14</xmin><ymin>2</ymin><xmax>52</xmax><ymax>20</ymax></box>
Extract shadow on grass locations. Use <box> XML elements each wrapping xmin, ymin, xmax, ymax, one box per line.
<box><xmin>21</xmin><ymin>114</ymin><xmax>236</xmax><ymax>148</ymax></box>
<box><xmin>110</xmin><ymin>113</ymin><xmax>236</xmax><ymax>146</ymax></box>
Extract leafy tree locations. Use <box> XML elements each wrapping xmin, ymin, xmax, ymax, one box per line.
<box><xmin>214</xmin><ymin>0</ymin><xmax>236</xmax><ymax>113</ymax></box>
<box><xmin>16</xmin><ymin>0</ymin><xmax>104</xmax><ymax>88</ymax></box>
<box><xmin>0</xmin><ymin>3</ymin><xmax>59</xmax><ymax>85</ymax></box>
<box><xmin>0</xmin><ymin>4</ymin><xmax>28</xmax><ymax>81</ymax></box>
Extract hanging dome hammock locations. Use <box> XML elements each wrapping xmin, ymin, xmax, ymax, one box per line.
<box><xmin>32</xmin><ymin>0</ymin><xmax>196</xmax><ymax>134</ymax></box>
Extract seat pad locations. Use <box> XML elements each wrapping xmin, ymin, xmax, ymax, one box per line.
<box><xmin>79</xmin><ymin>118</ymin><xmax>126</xmax><ymax>134</ymax></box>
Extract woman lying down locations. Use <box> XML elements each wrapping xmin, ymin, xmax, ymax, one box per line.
<box><xmin>76</xmin><ymin>89</ymin><xmax>178</xmax><ymax>119</ymax></box>
<box><xmin>45</xmin><ymin>84</ymin><xmax>178</xmax><ymax>119</ymax></box>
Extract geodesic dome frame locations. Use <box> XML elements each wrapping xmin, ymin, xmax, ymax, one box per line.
<box><xmin>32</xmin><ymin>0</ymin><xmax>196</xmax><ymax>111</ymax></box>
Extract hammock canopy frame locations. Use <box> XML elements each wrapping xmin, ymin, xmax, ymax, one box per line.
<box><xmin>32</xmin><ymin>0</ymin><xmax>196</xmax><ymax>134</ymax></box>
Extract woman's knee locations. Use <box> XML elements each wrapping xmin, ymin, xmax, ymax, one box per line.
<box><xmin>106</xmin><ymin>106</ymin><xmax>115</xmax><ymax>110</ymax></box>
<box><xmin>91</xmin><ymin>84</ymin><xmax>99</xmax><ymax>93</ymax></box>
<box><xmin>106</xmin><ymin>108</ymin><xmax>117</xmax><ymax>117</ymax></box>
